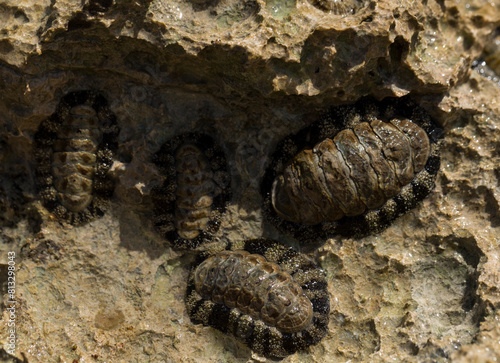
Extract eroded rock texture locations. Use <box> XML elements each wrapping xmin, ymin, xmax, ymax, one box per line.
<box><xmin>0</xmin><ymin>0</ymin><xmax>499</xmax><ymax>362</ymax></box>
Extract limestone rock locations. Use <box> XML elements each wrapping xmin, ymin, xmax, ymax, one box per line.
<box><xmin>0</xmin><ymin>0</ymin><xmax>499</xmax><ymax>361</ymax></box>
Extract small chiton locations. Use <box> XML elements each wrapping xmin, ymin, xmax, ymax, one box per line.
<box><xmin>261</xmin><ymin>97</ymin><xmax>443</xmax><ymax>243</ymax></box>
<box><xmin>151</xmin><ymin>133</ymin><xmax>231</xmax><ymax>249</ymax></box>
<box><xmin>34</xmin><ymin>90</ymin><xmax>119</xmax><ymax>224</ymax></box>
<box><xmin>185</xmin><ymin>238</ymin><xmax>330</xmax><ymax>358</ymax></box>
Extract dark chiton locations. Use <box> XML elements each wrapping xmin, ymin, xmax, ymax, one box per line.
<box><xmin>185</xmin><ymin>238</ymin><xmax>330</xmax><ymax>358</ymax></box>
<box><xmin>34</xmin><ymin>90</ymin><xmax>119</xmax><ymax>224</ymax></box>
<box><xmin>151</xmin><ymin>133</ymin><xmax>231</xmax><ymax>249</ymax></box>
<box><xmin>261</xmin><ymin>97</ymin><xmax>443</xmax><ymax>243</ymax></box>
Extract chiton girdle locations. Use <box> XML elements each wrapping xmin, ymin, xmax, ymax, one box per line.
<box><xmin>185</xmin><ymin>238</ymin><xmax>330</xmax><ymax>358</ymax></box>
<box><xmin>34</xmin><ymin>90</ymin><xmax>119</xmax><ymax>224</ymax></box>
<box><xmin>151</xmin><ymin>132</ymin><xmax>231</xmax><ymax>250</ymax></box>
<box><xmin>261</xmin><ymin>97</ymin><xmax>443</xmax><ymax>243</ymax></box>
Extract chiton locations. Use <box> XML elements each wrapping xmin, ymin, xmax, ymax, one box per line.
<box><xmin>34</xmin><ymin>90</ymin><xmax>119</xmax><ymax>224</ymax></box>
<box><xmin>261</xmin><ymin>97</ymin><xmax>443</xmax><ymax>243</ymax></box>
<box><xmin>185</xmin><ymin>238</ymin><xmax>330</xmax><ymax>358</ymax></box>
<box><xmin>151</xmin><ymin>133</ymin><xmax>231</xmax><ymax>249</ymax></box>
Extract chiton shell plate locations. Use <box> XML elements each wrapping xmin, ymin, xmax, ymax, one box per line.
<box><xmin>151</xmin><ymin>133</ymin><xmax>231</xmax><ymax>249</ymax></box>
<box><xmin>34</xmin><ymin>90</ymin><xmax>119</xmax><ymax>224</ymax></box>
<box><xmin>261</xmin><ymin>97</ymin><xmax>443</xmax><ymax>243</ymax></box>
<box><xmin>185</xmin><ymin>238</ymin><xmax>330</xmax><ymax>358</ymax></box>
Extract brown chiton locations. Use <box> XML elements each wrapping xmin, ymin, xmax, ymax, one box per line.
<box><xmin>261</xmin><ymin>97</ymin><xmax>443</xmax><ymax>243</ymax></box>
<box><xmin>185</xmin><ymin>238</ymin><xmax>330</xmax><ymax>358</ymax></box>
<box><xmin>34</xmin><ymin>90</ymin><xmax>119</xmax><ymax>224</ymax></box>
<box><xmin>151</xmin><ymin>133</ymin><xmax>231</xmax><ymax>249</ymax></box>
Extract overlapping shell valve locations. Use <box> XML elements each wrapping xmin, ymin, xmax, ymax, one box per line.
<box><xmin>186</xmin><ymin>239</ymin><xmax>330</xmax><ymax>358</ymax></box>
<box><xmin>34</xmin><ymin>90</ymin><xmax>119</xmax><ymax>225</ymax></box>
<box><xmin>34</xmin><ymin>92</ymin><xmax>442</xmax><ymax>358</ymax></box>
<box><xmin>151</xmin><ymin>132</ymin><xmax>232</xmax><ymax>250</ymax></box>
<box><xmin>261</xmin><ymin>97</ymin><xmax>443</xmax><ymax>244</ymax></box>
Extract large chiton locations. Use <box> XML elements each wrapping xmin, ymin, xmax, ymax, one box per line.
<box><xmin>34</xmin><ymin>90</ymin><xmax>119</xmax><ymax>224</ymax></box>
<box><xmin>185</xmin><ymin>238</ymin><xmax>330</xmax><ymax>358</ymax></box>
<box><xmin>151</xmin><ymin>133</ymin><xmax>231</xmax><ymax>249</ymax></box>
<box><xmin>261</xmin><ymin>97</ymin><xmax>443</xmax><ymax>243</ymax></box>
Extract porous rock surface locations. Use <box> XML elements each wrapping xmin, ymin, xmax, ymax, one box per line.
<box><xmin>0</xmin><ymin>0</ymin><xmax>499</xmax><ymax>361</ymax></box>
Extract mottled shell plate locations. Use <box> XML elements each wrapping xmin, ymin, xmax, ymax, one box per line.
<box><xmin>185</xmin><ymin>238</ymin><xmax>330</xmax><ymax>358</ymax></box>
<box><xmin>261</xmin><ymin>97</ymin><xmax>443</xmax><ymax>244</ymax></box>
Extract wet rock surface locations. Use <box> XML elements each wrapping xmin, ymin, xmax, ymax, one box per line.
<box><xmin>0</xmin><ymin>0</ymin><xmax>499</xmax><ymax>361</ymax></box>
